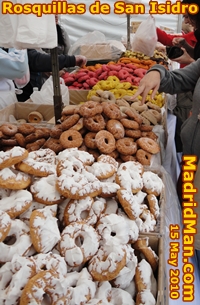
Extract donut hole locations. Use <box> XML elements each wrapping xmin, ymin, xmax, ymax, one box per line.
<box><xmin>68</xmin><ymin>136</ymin><xmax>73</xmax><ymax>141</ymax></box>
<box><xmin>104</xmin><ymin>138</ymin><xmax>109</xmax><ymax>144</ymax></box>
<box><xmin>41</xmin><ymin>293</ymin><xmax>51</xmax><ymax>304</ymax></box>
<box><xmin>3</xmin><ymin>235</ymin><xmax>16</xmax><ymax>245</ymax></box>
<box><xmin>111</xmin><ymin>231</ymin><xmax>116</xmax><ymax>237</ymax></box>
<box><xmin>75</xmin><ymin>235</ymin><xmax>84</xmax><ymax>247</ymax></box>
<box><xmin>80</xmin><ymin>210</ymin><xmax>90</xmax><ymax>220</ymax></box>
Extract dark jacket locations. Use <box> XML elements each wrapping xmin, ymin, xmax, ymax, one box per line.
<box><xmin>194</xmin><ymin>29</ymin><xmax>200</xmax><ymax>60</ymax></box>
<box><xmin>17</xmin><ymin>49</ymin><xmax>76</xmax><ymax>101</ymax></box>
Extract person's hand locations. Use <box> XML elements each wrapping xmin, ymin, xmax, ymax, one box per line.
<box><xmin>172</xmin><ymin>48</ymin><xmax>195</xmax><ymax>64</ymax></box>
<box><xmin>75</xmin><ymin>55</ymin><xmax>87</xmax><ymax>67</ymax></box>
<box><xmin>172</xmin><ymin>37</ymin><xmax>186</xmax><ymax>48</ymax></box>
<box><xmin>130</xmin><ymin>71</ymin><xmax>161</xmax><ymax>104</ymax></box>
<box><xmin>59</xmin><ymin>69</ymin><xmax>66</xmax><ymax>77</ymax></box>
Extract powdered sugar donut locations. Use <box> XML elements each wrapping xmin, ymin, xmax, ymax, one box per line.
<box><xmin>56</xmin><ymin>168</ymin><xmax>102</xmax><ymax>199</ymax></box>
<box><xmin>88</xmin><ymin>244</ymin><xmax>126</xmax><ymax>282</ymax></box>
<box><xmin>30</xmin><ymin>174</ymin><xmax>65</xmax><ymax>205</ymax></box>
<box><xmin>19</xmin><ymin>270</ymin><xmax>70</xmax><ymax>305</ymax></box>
<box><xmin>146</xmin><ymin>194</ymin><xmax>160</xmax><ymax>219</ymax></box>
<box><xmin>33</xmin><ymin>252</ymin><xmax>68</xmax><ymax>276</ymax></box>
<box><xmin>56</xmin><ymin>158</ymin><xmax>85</xmax><ymax>177</ymax></box>
<box><xmin>96</xmin><ymin>214</ymin><xmax>130</xmax><ymax>246</ymax></box>
<box><xmin>100</xmin><ymin>181</ymin><xmax>120</xmax><ymax>198</ymax></box>
<box><xmin>59</xmin><ymin>222</ymin><xmax>100</xmax><ymax>267</ymax></box>
<box><xmin>103</xmin><ymin>198</ymin><xmax>119</xmax><ymax>215</ymax></box>
<box><xmin>0</xmin><ymin>219</ymin><xmax>32</xmax><ymax>263</ymax></box>
<box><xmin>117</xmin><ymin>208</ymin><xmax>139</xmax><ymax>243</ymax></box>
<box><xmin>142</xmin><ymin>171</ymin><xmax>163</xmax><ymax>196</ymax></box>
<box><xmin>30</xmin><ymin>206</ymin><xmax>61</xmax><ymax>253</ymax></box>
<box><xmin>64</xmin><ymin>196</ymin><xmax>98</xmax><ymax>226</ymax></box>
<box><xmin>62</xmin><ymin>267</ymin><xmax>96</xmax><ymax>304</ymax></box>
<box><xmin>135</xmin><ymin>259</ymin><xmax>157</xmax><ymax>298</ymax></box>
<box><xmin>0</xmin><ymin>210</ymin><xmax>11</xmax><ymax>242</ymax></box>
<box><xmin>15</xmin><ymin>148</ymin><xmax>56</xmax><ymax>177</ymax></box>
<box><xmin>133</xmin><ymin>238</ymin><xmax>159</xmax><ymax>272</ymax></box>
<box><xmin>136</xmin><ymin>209</ymin><xmax>156</xmax><ymax>233</ymax></box>
<box><xmin>0</xmin><ymin>255</ymin><xmax>36</xmax><ymax>305</ymax></box>
<box><xmin>63</xmin><ymin>196</ymin><xmax>105</xmax><ymax>227</ymax></box>
<box><xmin>117</xmin><ymin>189</ymin><xmax>147</xmax><ymax>220</ymax></box>
<box><xmin>115</xmin><ymin>161</ymin><xmax>144</xmax><ymax>193</ymax></box>
<box><xmin>0</xmin><ymin>189</ymin><xmax>32</xmax><ymax>218</ymax></box>
<box><xmin>97</xmin><ymin>154</ymin><xmax>118</xmax><ymax>170</ymax></box>
<box><xmin>86</xmin><ymin>162</ymin><xmax>116</xmax><ymax>180</ymax></box>
<box><xmin>19</xmin><ymin>201</ymin><xmax>57</xmax><ymax>226</ymax></box>
<box><xmin>94</xmin><ymin>281</ymin><xmax>112</xmax><ymax>303</ymax></box>
<box><xmin>111</xmin><ymin>244</ymin><xmax>138</xmax><ymax>289</ymax></box>
<box><xmin>111</xmin><ymin>287</ymin><xmax>135</xmax><ymax>305</ymax></box>
<box><xmin>136</xmin><ymin>289</ymin><xmax>156</xmax><ymax>305</ymax></box>
<box><xmin>92</xmin><ymin>197</ymin><xmax>107</xmax><ymax>219</ymax></box>
<box><xmin>0</xmin><ymin>146</ymin><xmax>28</xmax><ymax>169</ymax></box>
<box><xmin>0</xmin><ymin>167</ymin><xmax>31</xmax><ymax>190</ymax></box>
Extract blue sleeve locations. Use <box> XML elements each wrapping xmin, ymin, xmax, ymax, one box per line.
<box><xmin>0</xmin><ymin>48</ymin><xmax>28</xmax><ymax>79</ymax></box>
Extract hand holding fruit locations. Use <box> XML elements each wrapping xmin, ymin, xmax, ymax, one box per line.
<box><xmin>75</xmin><ymin>55</ymin><xmax>87</xmax><ymax>67</ymax></box>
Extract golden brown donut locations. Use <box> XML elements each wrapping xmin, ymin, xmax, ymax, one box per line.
<box><xmin>60</xmin><ymin>130</ymin><xmax>83</xmax><ymax>149</ymax></box>
<box><xmin>61</xmin><ymin>113</ymin><xmax>80</xmax><ymax>131</ymax></box>
<box><xmin>125</xmin><ymin>129</ymin><xmax>142</xmax><ymax>139</ymax></box>
<box><xmin>43</xmin><ymin>138</ymin><xmax>63</xmax><ymax>154</ymax></box>
<box><xmin>141</xmin><ymin>131</ymin><xmax>158</xmax><ymax>142</ymax></box>
<box><xmin>120</xmin><ymin>118</ymin><xmax>139</xmax><ymax>130</ymax></box>
<box><xmin>116</xmin><ymin>138</ymin><xmax>137</xmax><ymax>155</ymax></box>
<box><xmin>14</xmin><ymin>133</ymin><xmax>26</xmax><ymax>147</ymax></box>
<box><xmin>1</xmin><ymin>123</ymin><xmax>18</xmax><ymax>137</ymax></box>
<box><xmin>84</xmin><ymin>132</ymin><xmax>97</xmax><ymax>149</ymax></box>
<box><xmin>140</xmin><ymin>125</ymin><xmax>153</xmax><ymax>132</ymax></box>
<box><xmin>83</xmin><ymin>114</ymin><xmax>106</xmax><ymax>132</ymax></box>
<box><xmin>95</xmin><ymin>130</ymin><xmax>116</xmax><ymax>154</ymax></box>
<box><xmin>79</xmin><ymin>100</ymin><xmax>103</xmax><ymax>117</ymax></box>
<box><xmin>136</xmin><ymin>137</ymin><xmax>160</xmax><ymax>154</ymax></box>
<box><xmin>18</xmin><ymin>123</ymin><xmax>36</xmax><ymax>135</ymax></box>
<box><xmin>50</xmin><ymin>124</ymin><xmax>63</xmax><ymax>139</ymax></box>
<box><xmin>120</xmin><ymin>154</ymin><xmax>137</xmax><ymax>162</ymax></box>
<box><xmin>27</xmin><ymin>111</ymin><xmax>44</xmax><ymax>124</ymax></box>
<box><xmin>106</xmin><ymin>119</ymin><xmax>125</xmax><ymax>140</ymax></box>
<box><xmin>102</xmin><ymin>102</ymin><xmax>121</xmax><ymax>120</ymax></box>
<box><xmin>136</xmin><ymin>149</ymin><xmax>152</xmax><ymax>166</ymax></box>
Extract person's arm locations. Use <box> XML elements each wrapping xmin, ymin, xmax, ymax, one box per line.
<box><xmin>0</xmin><ymin>48</ymin><xmax>28</xmax><ymax>79</ymax></box>
<box><xmin>131</xmin><ymin>59</ymin><xmax>200</xmax><ymax>103</ymax></box>
<box><xmin>27</xmin><ymin>49</ymin><xmax>76</xmax><ymax>72</ymax></box>
<box><xmin>156</xmin><ymin>28</ymin><xmax>175</xmax><ymax>46</ymax></box>
<box><xmin>27</xmin><ymin>49</ymin><xmax>86</xmax><ymax>72</ymax></box>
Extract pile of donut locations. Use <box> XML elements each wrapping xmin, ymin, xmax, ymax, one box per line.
<box><xmin>0</xmin><ymin>122</ymin><xmax>52</xmax><ymax>152</ymax></box>
<box><xmin>0</xmin><ymin>146</ymin><xmax>164</xmax><ymax>304</ymax></box>
<box><xmin>0</xmin><ymin>100</ymin><xmax>162</xmax><ymax>166</ymax></box>
<box><xmin>49</xmin><ymin>101</ymin><xmax>161</xmax><ymax>165</ymax></box>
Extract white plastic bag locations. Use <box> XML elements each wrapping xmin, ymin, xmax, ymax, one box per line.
<box><xmin>132</xmin><ymin>15</ymin><xmax>157</xmax><ymax>56</ymax></box>
<box><xmin>68</xmin><ymin>31</ymin><xmax>125</xmax><ymax>60</ymax></box>
<box><xmin>30</xmin><ymin>76</ymin><xmax>69</xmax><ymax>106</ymax></box>
<box><xmin>0</xmin><ymin>0</ymin><xmax>57</xmax><ymax>49</ymax></box>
